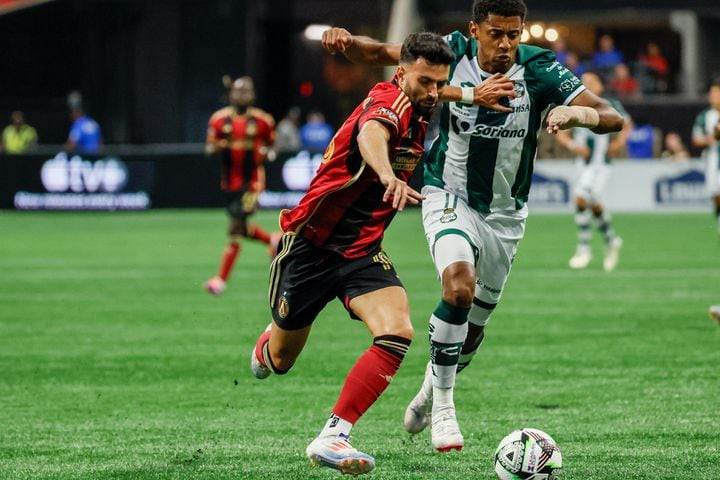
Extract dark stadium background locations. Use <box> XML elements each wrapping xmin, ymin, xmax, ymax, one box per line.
<box><xmin>2</xmin><ymin>0</ymin><xmax>720</xmax><ymax>146</ymax></box>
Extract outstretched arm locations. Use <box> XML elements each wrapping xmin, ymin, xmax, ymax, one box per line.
<box><xmin>322</xmin><ymin>27</ymin><xmax>400</xmax><ymax>66</ymax></box>
<box><xmin>546</xmin><ymin>90</ymin><xmax>624</xmax><ymax>135</ymax></box>
<box><xmin>356</xmin><ymin>120</ymin><xmax>424</xmax><ymax>211</ymax></box>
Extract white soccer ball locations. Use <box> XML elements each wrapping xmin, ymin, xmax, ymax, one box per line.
<box><xmin>494</xmin><ymin>427</ymin><xmax>563</xmax><ymax>480</ymax></box>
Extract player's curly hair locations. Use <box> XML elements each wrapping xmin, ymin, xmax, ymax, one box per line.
<box><xmin>400</xmin><ymin>32</ymin><xmax>456</xmax><ymax>66</ymax></box>
<box><xmin>472</xmin><ymin>0</ymin><xmax>527</xmax><ymax>23</ymax></box>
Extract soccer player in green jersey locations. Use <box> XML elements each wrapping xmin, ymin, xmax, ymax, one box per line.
<box><xmin>691</xmin><ymin>78</ymin><xmax>720</xmax><ymax>236</ymax></box>
<box><xmin>323</xmin><ymin>0</ymin><xmax>623</xmax><ymax>452</ymax></box>
<box><xmin>555</xmin><ymin>72</ymin><xmax>632</xmax><ymax>272</ymax></box>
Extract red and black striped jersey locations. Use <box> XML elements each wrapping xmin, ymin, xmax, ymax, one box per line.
<box><xmin>207</xmin><ymin>106</ymin><xmax>275</xmax><ymax>192</ymax></box>
<box><xmin>280</xmin><ymin>80</ymin><xmax>428</xmax><ymax>258</ymax></box>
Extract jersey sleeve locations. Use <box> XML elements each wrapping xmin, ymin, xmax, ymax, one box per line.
<box><xmin>692</xmin><ymin>110</ymin><xmax>707</xmax><ymax>139</ymax></box>
<box><xmin>68</xmin><ymin>121</ymin><xmax>81</xmax><ymax>142</ymax></box>
<box><xmin>529</xmin><ymin>50</ymin><xmax>586</xmax><ymax>107</ymax></box>
<box><xmin>444</xmin><ymin>30</ymin><xmax>469</xmax><ymax>63</ymax></box>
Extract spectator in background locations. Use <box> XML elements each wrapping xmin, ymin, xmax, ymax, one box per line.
<box><xmin>1</xmin><ymin>111</ymin><xmax>37</xmax><ymax>154</ymax></box>
<box><xmin>660</xmin><ymin>131</ymin><xmax>690</xmax><ymax>162</ymax></box>
<box><xmin>638</xmin><ymin>42</ymin><xmax>669</xmax><ymax>93</ymax></box>
<box><xmin>564</xmin><ymin>51</ymin><xmax>587</xmax><ymax>77</ymax></box>
<box><xmin>299</xmin><ymin>110</ymin><xmax>334</xmax><ymax>153</ymax></box>
<box><xmin>592</xmin><ymin>34</ymin><xmax>624</xmax><ymax>78</ymax></box>
<box><xmin>608</xmin><ymin>63</ymin><xmax>641</xmax><ymax>99</ymax></box>
<box><xmin>275</xmin><ymin>106</ymin><xmax>302</xmax><ymax>153</ymax></box>
<box><xmin>66</xmin><ymin>105</ymin><xmax>102</xmax><ymax>154</ymax></box>
<box><xmin>551</xmin><ymin>38</ymin><xmax>568</xmax><ymax>65</ymax></box>
<box><xmin>691</xmin><ymin>77</ymin><xmax>720</xmax><ymax>236</ymax></box>
<box><xmin>626</xmin><ymin>116</ymin><xmax>662</xmax><ymax>159</ymax></box>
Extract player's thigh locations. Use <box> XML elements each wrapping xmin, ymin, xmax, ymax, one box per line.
<box><xmin>268</xmin><ymin>234</ymin><xmax>335</xmax><ymax>331</ymax></box>
<box><xmin>475</xmin><ymin>213</ymin><xmax>525</xmax><ymax>305</ymax></box>
<box><xmin>573</xmin><ymin>166</ymin><xmax>596</xmax><ymax>202</ymax></box>
<box><xmin>706</xmin><ymin>162</ymin><xmax>720</xmax><ymax>197</ymax></box>
<box><xmin>349</xmin><ymin>286</ymin><xmax>413</xmax><ymax>339</ymax></box>
<box><xmin>422</xmin><ymin>186</ymin><xmax>480</xmax><ymax>277</ymax></box>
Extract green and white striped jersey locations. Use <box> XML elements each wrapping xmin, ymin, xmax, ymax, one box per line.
<box><xmin>425</xmin><ymin>31</ymin><xmax>586</xmax><ymax>213</ymax></box>
<box><xmin>692</xmin><ymin>107</ymin><xmax>720</xmax><ymax>169</ymax></box>
<box><xmin>572</xmin><ymin>97</ymin><xmax>627</xmax><ymax>166</ymax></box>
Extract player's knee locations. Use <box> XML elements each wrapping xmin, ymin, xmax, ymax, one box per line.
<box><xmin>442</xmin><ymin>282</ymin><xmax>474</xmax><ymax>308</ymax></box>
<box><xmin>575</xmin><ymin>196</ymin><xmax>588</xmax><ymax>210</ymax></box>
<box><xmin>591</xmin><ymin>204</ymin><xmax>604</xmax><ymax>217</ymax></box>
<box><xmin>442</xmin><ymin>265</ymin><xmax>475</xmax><ymax>308</ymax></box>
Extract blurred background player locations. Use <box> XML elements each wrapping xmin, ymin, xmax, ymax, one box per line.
<box><xmin>322</xmin><ymin>0</ymin><xmax>624</xmax><ymax>453</ymax></box>
<box><xmin>710</xmin><ymin>305</ymin><xmax>720</xmax><ymax>325</ymax></box>
<box><xmin>691</xmin><ymin>77</ymin><xmax>720</xmax><ymax>236</ymax></box>
<box><xmin>555</xmin><ymin>71</ymin><xmax>631</xmax><ymax>272</ymax></box>
<box><xmin>204</xmin><ymin>76</ymin><xmax>280</xmax><ymax>296</ymax></box>
<box><xmin>250</xmin><ymin>32</ymin><xmax>455</xmax><ymax>475</ymax></box>
<box><xmin>1</xmin><ymin>110</ymin><xmax>37</xmax><ymax>154</ymax></box>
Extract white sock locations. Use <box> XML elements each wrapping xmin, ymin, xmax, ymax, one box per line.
<box><xmin>319</xmin><ymin>413</ymin><xmax>352</xmax><ymax>438</ymax></box>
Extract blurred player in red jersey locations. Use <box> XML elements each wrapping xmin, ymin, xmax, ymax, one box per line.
<box><xmin>204</xmin><ymin>76</ymin><xmax>281</xmax><ymax>296</ymax></box>
<box><xmin>249</xmin><ymin>32</ymin><xmax>455</xmax><ymax>475</ymax></box>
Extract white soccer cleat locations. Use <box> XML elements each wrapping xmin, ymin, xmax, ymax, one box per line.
<box><xmin>250</xmin><ymin>324</ymin><xmax>272</xmax><ymax>379</ymax></box>
<box><xmin>403</xmin><ymin>363</ymin><xmax>433</xmax><ymax>434</ymax></box>
<box><xmin>306</xmin><ymin>434</ymin><xmax>375</xmax><ymax>476</ymax></box>
<box><xmin>709</xmin><ymin>305</ymin><xmax>720</xmax><ymax>325</ymax></box>
<box><xmin>204</xmin><ymin>276</ymin><xmax>226</xmax><ymax>296</ymax></box>
<box><xmin>569</xmin><ymin>245</ymin><xmax>592</xmax><ymax>269</ymax></box>
<box><xmin>603</xmin><ymin>237</ymin><xmax>623</xmax><ymax>272</ymax></box>
<box><xmin>431</xmin><ymin>407</ymin><xmax>464</xmax><ymax>453</ymax></box>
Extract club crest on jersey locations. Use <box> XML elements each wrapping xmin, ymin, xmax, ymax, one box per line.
<box><xmin>440</xmin><ymin>208</ymin><xmax>457</xmax><ymax>223</ymax></box>
<box><xmin>513</xmin><ymin>82</ymin><xmax>526</xmax><ymax>97</ymax></box>
<box><xmin>277</xmin><ymin>295</ymin><xmax>289</xmax><ymax>318</ymax></box>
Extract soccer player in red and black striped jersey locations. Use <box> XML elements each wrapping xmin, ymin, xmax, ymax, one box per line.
<box><xmin>249</xmin><ymin>32</ymin><xmax>455</xmax><ymax>475</ymax></box>
<box><xmin>204</xmin><ymin>76</ymin><xmax>281</xmax><ymax>296</ymax></box>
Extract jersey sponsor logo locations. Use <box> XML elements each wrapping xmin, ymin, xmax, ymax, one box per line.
<box><xmin>655</xmin><ymin>170</ymin><xmax>706</xmax><ymax>204</ymax></box>
<box><xmin>440</xmin><ymin>207</ymin><xmax>457</xmax><ymax>223</ymax></box>
<box><xmin>373</xmin><ymin>106</ymin><xmax>399</xmax><ymax>126</ymax></box>
<box><xmin>467</xmin><ymin>123</ymin><xmax>527</xmax><ymax>139</ymax></box>
<box><xmin>391</xmin><ymin>154</ymin><xmax>420</xmax><ymax>172</ymax></box>
<box><xmin>546</xmin><ymin>61</ymin><xmax>569</xmax><ymax>77</ymax></box>
<box><xmin>558</xmin><ymin>77</ymin><xmax>581</xmax><ymax>93</ymax></box>
<box><xmin>277</xmin><ymin>295</ymin><xmax>290</xmax><ymax>318</ymax></box>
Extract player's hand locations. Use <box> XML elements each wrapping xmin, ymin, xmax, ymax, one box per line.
<box><xmin>379</xmin><ymin>173</ymin><xmax>425</xmax><ymax>211</ymax></box>
<box><xmin>473</xmin><ymin>73</ymin><xmax>517</xmax><ymax>112</ymax></box>
<box><xmin>322</xmin><ymin>27</ymin><xmax>354</xmax><ymax>54</ymax></box>
<box><xmin>714</xmin><ymin>122</ymin><xmax>720</xmax><ymax>140</ymax></box>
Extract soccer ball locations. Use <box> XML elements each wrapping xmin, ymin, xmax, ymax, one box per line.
<box><xmin>494</xmin><ymin>428</ymin><xmax>562</xmax><ymax>480</ymax></box>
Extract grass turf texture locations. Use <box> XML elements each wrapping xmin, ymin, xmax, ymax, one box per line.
<box><xmin>1</xmin><ymin>209</ymin><xmax>718</xmax><ymax>479</ymax></box>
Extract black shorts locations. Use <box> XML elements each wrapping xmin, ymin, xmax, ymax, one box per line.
<box><xmin>267</xmin><ymin>234</ymin><xmax>404</xmax><ymax>330</ymax></box>
<box><xmin>224</xmin><ymin>190</ymin><xmax>259</xmax><ymax>219</ymax></box>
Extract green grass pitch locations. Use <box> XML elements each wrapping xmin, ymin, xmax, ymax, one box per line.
<box><xmin>1</xmin><ymin>209</ymin><xmax>718</xmax><ymax>479</ymax></box>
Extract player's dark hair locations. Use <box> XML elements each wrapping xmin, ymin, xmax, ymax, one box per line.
<box><xmin>711</xmin><ymin>76</ymin><xmax>720</xmax><ymax>89</ymax></box>
<box><xmin>399</xmin><ymin>32</ymin><xmax>456</xmax><ymax>66</ymax></box>
<box><xmin>472</xmin><ymin>0</ymin><xmax>527</xmax><ymax>23</ymax></box>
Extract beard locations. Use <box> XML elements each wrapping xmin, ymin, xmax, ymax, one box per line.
<box><xmin>412</xmin><ymin>99</ymin><xmax>437</xmax><ymax>117</ymax></box>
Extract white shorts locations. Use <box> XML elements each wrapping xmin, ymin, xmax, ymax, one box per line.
<box><xmin>421</xmin><ymin>186</ymin><xmax>526</xmax><ymax>307</ymax></box>
<box><xmin>706</xmin><ymin>157</ymin><xmax>720</xmax><ymax>197</ymax></box>
<box><xmin>573</xmin><ymin>162</ymin><xmax>610</xmax><ymax>204</ymax></box>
